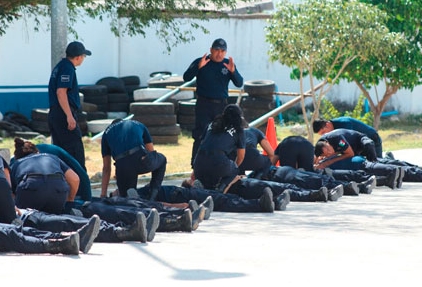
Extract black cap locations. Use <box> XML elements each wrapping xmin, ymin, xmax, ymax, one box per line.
<box><xmin>211</xmin><ymin>38</ymin><xmax>227</xmax><ymax>51</ymax></box>
<box><xmin>66</xmin><ymin>41</ymin><xmax>92</xmax><ymax>57</ymax></box>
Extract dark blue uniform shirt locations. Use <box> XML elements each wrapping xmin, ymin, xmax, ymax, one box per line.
<box><xmin>199</xmin><ymin>124</ymin><xmax>246</xmax><ymax>156</ymax></box>
<box><xmin>319</xmin><ymin>128</ymin><xmax>367</xmax><ymax>155</ymax></box>
<box><xmin>48</xmin><ymin>58</ymin><xmax>80</xmax><ymax>110</ymax></box>
<box><xmin>10</xmin><ymin>153</ymin><xmax>70</xmax><ymax>191</ymax></box>
<box><xmin>245</xmin><ymin>127</ymin><xmax>265</xmax><ymax>149</ymax></box>
<box><xmin>331</xmin><ymin>117</ymin><xmax>378</xmax><ymax>140</ymax></box>
<box><xmin>101</xmin><ymin>120</ymin><xmax>152</xmax><ymax>159</ymax></box>
<box><xmin>183</xmin><ymin>56</ymin><xmax>243</xmax><ymax>99</ymax></box>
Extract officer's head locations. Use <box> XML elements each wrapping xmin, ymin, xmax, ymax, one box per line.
<box><xmin>14</xmin><ymin>138</ymin><xmax>39</xmax><ymax>159</ymax></box>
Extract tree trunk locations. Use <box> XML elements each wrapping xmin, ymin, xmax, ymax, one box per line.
<box><xmin>354</xmin><ymin>80</ymin><xmax>398</xmax><ymax>130</ymax></box>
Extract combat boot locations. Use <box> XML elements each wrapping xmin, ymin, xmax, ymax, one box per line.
<box><xmin>192</xmin><ymin>206</ymin><xmax>206</xmax><ymax>231</ymax></box>
<box><xmin>199</xmin><ymin>196</ymin><xmax>214</xmax><ymax>220</ymax></box>
<box><xmin>358</xmin><ymin>175</ymin><xmax>377</xmax><ymax>194</ymax></box>
<box><xmin>146</xmin><ymin>208</ymin><xmax>160</xmax><ymax>242</ymax></box>
<box><xmin>259</xmin><ymin>187</ymin><xmax>274</xmax><ymax>212</ymax></box>
<box><xmin>44</xmin><ymin>233</ymin><xmax>80</xmax><ymax>255</ymax></box>
<box><xmin>116</xmin><ymin>212</ymin><xmax>147</xmax><ymax>243</ymax></box>
<box><xmin>343</xmin><ymin>181</ymin><xmax>359</xmax><ymax>196</ymax></box>
<box><xmin>76</xmin><ymin>214</ymin><xmax>101</xmax><ymax>253</ymax></box>
<box><xmin>328</xmin><ymin>185</ymin><xmax>343</xmax><ymax>201</ymax></box>
<box><xmin>309</xmin><ymin>187</ymin><xmax>328</xmax><ymax>202</ymax></box>
<box><xmin>157</xmin><ymin>209</ymin><xmax>193</xmax><ymax>233</ymax></box>
<box><xmin>274</xmin><ymin>190</ymin><xmax>290</xmax><ymax>210</ymax></box>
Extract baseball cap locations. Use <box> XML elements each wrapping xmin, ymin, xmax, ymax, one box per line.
<box><xmin>66</xmin><ymin>41</ymin><xmax>92</xmax><ymax>57</ymax></box>
<box><xmin>211</xmin><ymin>38</ymin><xmax>227</xmax><ymax>51</ymax></box>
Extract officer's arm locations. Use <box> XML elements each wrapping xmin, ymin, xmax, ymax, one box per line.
<box><xmin>316</xmin><ymin>146</ymin><xmax>354</xmax><ymax>170</ymax></box>
<box><xmin>260</xmin><ymin>138</ymin><xmax>275</xmax><ymax>162</ymax></box>
<box><xmin>64</xmin><ymin>168</ymin><xmax>80</xmax><ymax>202</ymax></box>
<box><xmin>235</xmin><ymin>148</ymin><xmax>245</xmax><ymax>167</ymax></box>
<box><xmin>144</xmin><ymin>142</ymin><xmax>154</xmax><ymax>152</ymax></box>
<box><xmin>101</xmin><ymin>155</ymin><xmax>112</xmax><ymax>197</ymax></box>
<box><xmin>57</xmin><ymin>88</ymin><xmax>76</xmax><ymax>130</ymax></box>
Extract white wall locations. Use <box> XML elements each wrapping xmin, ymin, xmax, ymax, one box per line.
<box><xmin>1</xmin><ymin>13</ymin><xmax>421</xmax><ymax>114</ymax></box>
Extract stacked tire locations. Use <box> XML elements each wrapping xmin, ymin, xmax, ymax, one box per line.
<box><xmin>241</xmin><ymin>80</ymin><xmax>276</xmax><ymax>123</ymax></box>
<box><xmin>119</xmin><ymin>75</ymin><xmax>144</xmax><ymax>102</ymax></box>
<box><xmin>130</xmin><ymin>102</ymin><xmax>181</xmax><ymax>144</ymax></box>
<box><xmin>30</xmin><ymin>108</ymin><xmax>88</xmax><ymax>136</ymax></box>
<box><xmin>96</xmin><ymin>77</ymin><xmax>130</xmax><ymax>114</ymax></box>
<box><xmin>177</xmin><ymin>100</ymin><xmax>196</xmax><ymax>132</ymax></box>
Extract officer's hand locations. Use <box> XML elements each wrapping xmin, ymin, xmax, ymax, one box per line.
<box><xmin>198</xmin><ymin>53</ymin><xmax>210</xmax><ymax>69</ymax></box>
<box><xmin>67</xmin><ymin>115</ymin><xmax>77</xmax><ymax>130</ymax></box>
<box><xmin>224</xmin><ymin>57</ymin><xmax>235</xmax><ymax>73</ymax></box>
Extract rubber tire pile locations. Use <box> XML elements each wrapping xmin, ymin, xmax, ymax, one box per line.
<box><xmin>241</xmin><ymin>80</ymin><xmax>276</xmax><ymax>124</ymax></box>
<box><xmin>130</xmin><ymin>102</ymin><xmax>181</xmax><ymax>144</ymax></box>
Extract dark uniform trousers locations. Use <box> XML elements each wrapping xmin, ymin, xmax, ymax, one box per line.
<box><xmin>80</xmin><ymin>197</ymin><xmax>184</xmax><ymax>232</ymax></box>
<box><xmin>0</xmin><ymin>223</ymin><xmax>62</xmax><ymax>253</ymax></box>
<box><xmin>20</xmin><ymin>210</ymin><xmax>123</xmax><ymax>243</ymax></box>
<box><xmin>115</xmin><ymin>149</ymin><xmax>166</xmax><ymax>197</ymax></box>
<box><xmin>238</xmin><ymin>148</ymin><xmax>272</xmax><ymax>178</ymax></box>
<box><xmin>0</xmin><ymin>178</ymin><xmax>17</xmax><ymax>224</ymax></box>
<box><xmin>15</xmin><ymin>175</ymin><xmax>69</xmax><ymax>215</ymax></box>
<box><xmin>141</xmin><ymin>185</ymin><xmax>265</xmax><ymax>213</ymax></box>
<box><xmin>191</xmin><ymin>97</ymin><xmax>227</xmax><ymax>167</ymax></box>
<box><xmin>48</xmin><ymin>105</ymin><xmax>86</xmax><ymax>171</ymax></box>
<box><xmin>231</xmin><ymin>177</ymin><xmax>323</xmax><ymax>202</ymax></box>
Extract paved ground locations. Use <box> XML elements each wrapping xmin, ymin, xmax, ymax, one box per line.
<box><xmin>1</xmin><ymin>149</ymin><xmax>422</xmax><ymax>286</ymax></box>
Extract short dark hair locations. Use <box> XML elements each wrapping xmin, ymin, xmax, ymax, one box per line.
<box><xmin>313</xmin><ymin>119</ymin><xmax>329</xmax><ymax>133</ymax></box>
<box><xmin>14</xmin><ymin>137</ymin><xmax>39</xmax><ymax>159</ymax></box>
<box><xmin>314</xmin><ymin>140</ymin><xmax>328</xmax><ymax>157</ymax></box>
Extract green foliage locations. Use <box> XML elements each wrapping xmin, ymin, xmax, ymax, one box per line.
<box><xmin>0</xmin><ymin>0</ymin><xmax>243</xmax><ymax>52</ymax></box>
<box><xmin>321</xmin><ymin>95</ymin><xmax>373</xmax><ymax>125</ymax></box>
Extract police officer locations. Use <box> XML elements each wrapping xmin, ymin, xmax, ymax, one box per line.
<box><xmin>313</xmin><ymin>117</ymin><xmax>383</xmax><ymax>158</ymax></box>
<box><xmin>239</xmin><ymin>126</ymin><xmax>274</xmax><ymax>179</ymax></box>
<box><xmin>272</xmin><ymin>136</ymin><xmax>315</xmax><ymax>172</ymax></box>
<box><xmin>11</xmin><ymin>138</ymin><xmax>79</xmax><ymax>214</ymax></box>
<box><xmin>314</xmin><ymin>129</ymin><xmax>402</xmax><ymax>189</ymax></box>
<box><xmin>48</xmin><ymin>41</ymin><xmax>91</xmax><ymax>171</ymax></box>
<box><xmin>0</xmin><ymin>156</ymin><xmax>19</xmax><ymax>224</ymax></box>
<box><xmin>183</xmin><ymin>38</ymin><xmax>244</xmax><ymax>167</ymax></box>
<box><xmin>193</xmin><ymin>104</ymin><xmax>246</xmax><ymax>193</ymax></box>
<box><xmin>101</xmin><ymin>119</ymin><xmax>167</xmax><ymax>199</ymax></box>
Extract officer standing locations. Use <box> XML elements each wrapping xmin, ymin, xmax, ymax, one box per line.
<box><xmin>100</xmin><ymin>119</ymin><xmax>167</xmax><ymax>199</ymax></box>
<box><xmin>183</xmin><ymin>38</ymin><xmax>244</xmax><ymax>167</ymax></box>
<box><xmin>48</xmin><ymin>41</ymin><xmax>91</xmax><ymax>171</ymax></box>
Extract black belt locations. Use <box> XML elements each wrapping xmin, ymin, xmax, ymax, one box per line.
<box><xmin>114</xmin><ymin>145</ymin><xmax>145</xmax><ymax>161</ymax></box>
<box><xmin>198</xmin><ymin>149</ymin><xmax>225</xmax><ymax>156</ymax></box>
<box><xmin>198</xmin><ymin>96</ymin><xmax>227</xmax><ymax>104</ymax></box>
<box><xmin>25</xmin><ymin>173</ymin><xmax>63</xmax><ymax>179</ymax></box>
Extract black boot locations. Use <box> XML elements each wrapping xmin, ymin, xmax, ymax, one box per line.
<box><xmin>358</xmin><ymin>175</ymin><xmax>377</xmax><ymax>194</ymax></box>
<box><xmin>146</xmin><ymin>208</ymin><xmax>160</xmax><ymax>242</ymax></box>
<box><xmin>343</xmin><ymin>181</ymin><xmax>359</xmax><ymax>196</ymax></box>
<box><xmin>192</xmin><ymin>206</ymin><xmax>206</xmax><ymax>231</ymax></box>
<box><xmin>76</xmin><ymin>214</ymin><xmax>101</xmax><ymax>253</ymax></box>
<box><xmin>116</xmin><ymin>212</ymin><xmax>147</xmax><ymax>243</ymax></box>
<box><xmin>377</xmin><ymin>168</ymin><xmax>399</xmax><ymax>189</ymax></box>
<box><xmin>259</xmin><ymin>187</ymin><xmax>274</xmax><ymax>212</ymax></box>
<box><xmin>157</xmin><ymin>210</ymin><xmax>193</xmax><ymax>232</ymax></box>
<box><xmin>44</xmin><ymin>233</ymin><xmax>80</xmax><ymax>255</ymax></box>
<box><xmin>274</xmin><ymin>190</ymin><xmax>290</xmax><ymax>210</ymax></box>
<box><xmin>199</xmin><ymin>196</ymin><xmax>214</xmax><ymax>220</ymax></box>
<box><xmin>328</xmin><ymin>185</ymin><xmax>343</xmax><ymax>201</ymax></box>
<box><xmin>396</xmin><ymin>166</ymin><xmax>405</xmax><ymax>188</ymax></box>
<box><xmin>309</xmin><ymin>187</ymin><xmax>328</xmax><ymax>202</ymax></box>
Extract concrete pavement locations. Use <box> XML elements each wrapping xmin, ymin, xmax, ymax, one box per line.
<box><xmin>1</xmin><ymin>149</ymin><xmax>422</xmax><ymax>286</ymax></box>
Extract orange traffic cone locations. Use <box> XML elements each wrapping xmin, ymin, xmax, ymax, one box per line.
<box><xmin>263</xmin><ymin>117</ymin><xmax>278</xmax><ymax>152</ymax></box>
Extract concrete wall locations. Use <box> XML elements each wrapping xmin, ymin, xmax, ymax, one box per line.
<box><xmin>1</xmin><ymin>13</ymin><xmax>421</xmax><ymax>118</ymax></box>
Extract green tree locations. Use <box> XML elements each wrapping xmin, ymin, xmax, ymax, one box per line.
<box><xmin>265</xmin><ymin>0</ymin><xmax>405</xmax><ymax>142</ymax></box>
<box><xmin>339</xmin><ymin>0</ymin><xmax>422</xmax><ymax>129</ymax></box>
<box><xmin>0</xmin><ymin>0</ymin><xmax>242</xmax><ymax>52</ymax></box>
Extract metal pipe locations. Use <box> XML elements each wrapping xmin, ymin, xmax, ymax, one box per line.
<box><xmin>153</xmin><ymin>78</ymin><xmax>197</xmax><ymax>103</ymax></box>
